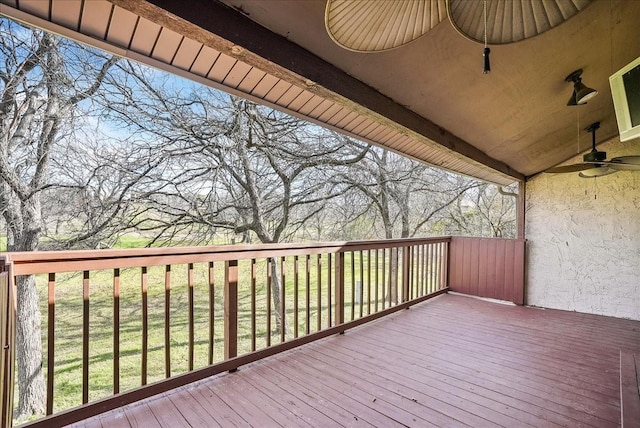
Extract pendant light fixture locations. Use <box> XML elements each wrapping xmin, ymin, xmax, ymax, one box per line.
<box><xmin>482</xmin><ymin>0</ymin><xmax>490</xmax><ymax>74</ymax></box>
<box><xmin>566</xmin><ymin>69</ymin><xmax>598</xmax><ymax>106</ymax></box>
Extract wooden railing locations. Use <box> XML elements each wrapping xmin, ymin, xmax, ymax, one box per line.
<box><xmin>448</xmin><ymin>237</ymin><xmax>526</xmax><ymax>305</ymax></box>
<box><xmin>1</xmin><ymin>237</ymin><xmax>451</xmax><ymax>427</ymax></box>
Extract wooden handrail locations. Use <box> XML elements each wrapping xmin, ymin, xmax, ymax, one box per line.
<box><xmin>1</xmin><ymin>237</ymin><xmax>451</xmax><ymax>276</ymax></box>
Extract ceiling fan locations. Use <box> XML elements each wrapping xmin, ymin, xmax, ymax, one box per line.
<box><xmin>544</xmin><ymin>122</ymin><xmax>640</xmax><ymax>178</ymax></box>
<box><xmin>324</xmin><ymin>0</ymin><xmax>594</xmax><ymax>52</ymax></box>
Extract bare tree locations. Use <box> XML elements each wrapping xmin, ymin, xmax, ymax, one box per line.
<box><xmin>101</xmin><ymin>78</ymin><xmax>369</xmax><ymax>332</ymax></box>
<box><xmin>444</xmin><ymin>183</ymin><xmax>517</xmax><ymax>238</ymax></box>
<box><xmin>0</xmin><ymin>19</ymin><xmax>159</xmax><ymax>418</ymax></box>
<box><xmin>332</xmin><ymin>147</ymin><xmax>478</xmax><ymax>301</ymax></box>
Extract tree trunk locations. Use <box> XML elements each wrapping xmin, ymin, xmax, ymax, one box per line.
<box><xmin>15</xmin><ymin>275</ymin><xmax>45</xmax><ymax>418</ymax></box>
<box><xmin>268</xmin><ymin>258</ymin><xmax>289</xmax><ymax>336</ymax></box>
<box><xmin>6</xmin><ymin>198</ymin><xmax>46</xmax><ymax>419</ymax></box>
<box><xmin>388</xmin><ymin>248</ymin><xmax>399</xmax><ymax>305</ymax></box>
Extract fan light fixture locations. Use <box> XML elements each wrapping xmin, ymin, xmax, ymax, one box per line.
<box><xmin>566</xmin><ymin>69</ymin><xmax>598</xmax><ymax>106</ymax></box>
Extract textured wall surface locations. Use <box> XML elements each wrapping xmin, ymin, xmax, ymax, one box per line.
<box><xmin>526</xmin><ymin>137</ymin><xmax>640</xmax><ymax>320</ymax></box>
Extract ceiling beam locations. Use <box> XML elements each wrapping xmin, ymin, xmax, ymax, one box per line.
<box><xmin>115</xmin><ymin>0</ymin><xmax>525</xmax><ymax>181</ymax></box>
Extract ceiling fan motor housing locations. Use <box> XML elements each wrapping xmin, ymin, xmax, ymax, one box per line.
<box><xmin>583</xmin><ymin>150</ymin><xmax>607</xmax><ymax>162</ymax></box>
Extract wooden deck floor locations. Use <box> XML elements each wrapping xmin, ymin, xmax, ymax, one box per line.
<box><xmin>71</xmin><ymin>294</ymin><xmax>640</xmax><ymax>427</ymax></box>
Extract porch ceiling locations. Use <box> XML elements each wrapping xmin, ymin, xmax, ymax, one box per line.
<box><xmin>2</xmin><ymin>1</ymin><xmax>640</xmax><ymax>185</ymax></box>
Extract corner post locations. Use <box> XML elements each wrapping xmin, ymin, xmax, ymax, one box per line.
<box><xmin>1</xmin><ymin>261</ymin><xmax>16</xmax><ymax>428</ymax></box>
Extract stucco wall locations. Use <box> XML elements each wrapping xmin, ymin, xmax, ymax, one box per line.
<box><xmin>526</xmin><ymin>137</ymin><xmax>640</xmax><ymax>320</ymax></box>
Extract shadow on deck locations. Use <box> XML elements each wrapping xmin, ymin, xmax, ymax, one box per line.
<box><xmin>72</xmin><ymin>293</ymin><xmax>640</xmax><ymax>427</ymax></box>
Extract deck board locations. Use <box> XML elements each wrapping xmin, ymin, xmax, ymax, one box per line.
<box><xmin>78</xmin><ymin>294</ymin><xmax>640</xmax><ymax>427</ymax></box>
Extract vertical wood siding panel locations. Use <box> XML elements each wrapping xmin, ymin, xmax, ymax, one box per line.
<box><xmin>469</xmin><ymin>238</ymin><xmax>480</xmax><ymax>297</ymax></box>
<box><xmin>513</xmin><ymin>241</ymin><xmax>525</xmax><ymax>305</ymax></box>
<box><xmin>478</xmin><ymin>239</ymin><xmax>488</xmax><ymax>298</ymax></box>
<box><xmin>495</xmin><ymin>240</ymin><xmax>506</xmax><ymax>301</ymax></box>
<box><xmin>486</xmin><ymin>239</ymin><xmax>497</xmax><ymax>298</ymax></box>
<box><xmin>503</xmin><ymin>240</ymin><xmax>516</xmax><ymax>303</ymax></box>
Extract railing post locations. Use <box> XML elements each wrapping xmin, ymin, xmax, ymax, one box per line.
<box><xmin>1</xmin><ymin>262</ymin><xmax>16</xmax><ymax>428</ymax></box>
<box><xmin>402</xmin><ymin>246</ymin><xmax>410</xmax><ymax>302</ymax></box>
<box><xmin>334</xmin><ymin>252</ymin><xmax>345</xmax><ymax>329</ymax></box>
<box><xmin>224</xmin><ymin>259</ymin><xmax>238</xmax><ymax>369</ymax></box>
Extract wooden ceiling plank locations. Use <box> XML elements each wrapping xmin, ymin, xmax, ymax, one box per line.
<box><xmin>151</xmin><ymin>27</ymin><xmax>183</xmax><ymax>63</ymax></box>
<box><xmin>333</xmin><ymin>110</ymin><xmax>360</xmax><ymax>129</ymax></box>
<box><xmin>51</xmin><ymin>0</ymin><xmax>82</xmax><ymax>29</ymax></box>
<box><xmin>308</xmin><ymin>99</ymin><xmax>336</xmax><ymax>120</ymax></box>
<box><xmin>262</xmin><ymin>79</ymin><xmax>291</xmax><ymax>103</ymax></box>
<box><xmin>250</xmin><ymin>74</ymin><xmax>279</xmax><ymax>98</ymax></box>
<box><xmin>325</xmin><ymin>107</ymin><xmax>350</xmax><ymax>126</ymax></box>
<box><xmin>285</xmin><ymin>89</ymin><xmax>315</xmax><ymax>111</ymax></box>
<box><xmin>296</xmin><ymin>95</ymin><xmax>325</xmax><ymax>116</ymax></box>
<box><xmin>16</xmin><ymin>0</ymin><xmax>49</xmax><ymax>20</ymax></box>
<box><xmin>223</xmin><ymin>61</ymin><xmax>252</xmax><ymax>88</ymax></box>
<box><xmin>106</xmin><ymin>6</ymin><xmax>138</xmax><ymax>48</ymax></box>
<box><xmin>129</xmin><ymin>16</ymin><xmax>161</xmax><ymax>56</ymax></box>
<box><xmin>276</xmin><ymin>86</ymin><xmax>304</xmax><ymax>107</ymax></box>
<box><xmin>236</xmin><ymin>67</ymin><xmax>266</xmax><ymax>93</ymax></box>
<box><xmin>171</xmin><ymin>37</ymin><xmax>203</xmax><ymax>70</ymax></box>
<box><xmin>80</xmin><ymin>0</ymin><xmax>113</xmax><ymax>39</ymax></box>
<box><xmin>207</xmin><ymin>52</ymin><xmax>237</xmax><ymax>83</ymax></box>
<box><xmin>189</xmin><ymin>45</ymin><xmax>220</xmax><ymax>77</ymax></box>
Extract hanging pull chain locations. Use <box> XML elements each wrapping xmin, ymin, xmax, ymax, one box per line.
<box><xmin>483</xmin><ymin>0</ymin><xmax>491</xmax><ymax>73</ymax></box>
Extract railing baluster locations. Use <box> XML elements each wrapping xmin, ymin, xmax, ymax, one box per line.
<box><xmin>224</xmin><ymin>260</ymin><xmax>238</xmax><ymax>364</ymax></box>
<box><xmin>367</xmin><ymin>250</ymin><xmax>371</xmax><ymax>315</ymax></box>
<box><xmin>334</xmin><ymin>251</ymin><xmax>345</xmax><ymax>327</ymax></box>
<box><xmin>393</xmin><ymin>247</ymin><xmax>400</xmax><ymax>305</ymax></box>
<box><xmin>350</xmin><ymin>252</ymin><xmax>355</xmax><ymax>321</ymax></box>
<box><xmin>422</xmin><ymin>245</ymin><xmax>427</xmax><ymax>296</ymax></box>
<box><xmin>359</xmin><ymin>250</ymin><xmax>364</xmax><ymax>318</ymax></box>
<box><xmin>47</xmin><ymin>273</ymin><xmax>55</xmax><ymax>415</ymax></box>
<box><xmin>402</xmin><ymin>247</ymin><xmax>409</xmax><ymax>303</ymax></box>
<box><xmin>316</xmin><ymin>254</ymin><xmax>322</xmax><ymax>331</ymax></box>
<box><xmin>82</xmin><ymin>271</ymin><xmax>90</xmax><ymax>404</ymax></box>
<box><xmin>280</xmin><ymin>257</ymin><xmax>286</xmax><ymax>343</ymax></box>
<box><xmin>164</xmin><ymin>265</ymin><xmax>171</xmax><ymax>378</ymax></box>
<box><xmin>113</xmin><ymin>268</ymin><xmax>120</xmax><ymax>394</ymax></box>
<box><xmin>266</xmin><ymin>259</ymin><xmax>271</xmax><ymax>347</ymax></box>
<box><xmin>305</xmin><ymin>255</ymin><xmax>310</xmax><ymax>335</ymax></box>
<box><xmin>433</xmin><ymin>243</ymin><xmax>438</xmax><ymax>293</ymax></box>
<box><xmin>293</xmin><ymin>256</ymin><xmax>299</xmax><ymax>339</ymax></box>
<box><xmin>188</xmin><ymin>263</ymin><xmax>194</xmax><ymax>371</ymax></box>
<box><xmin>141</xmin><ymin>267</ymin><xmax>148</xmax><ymax>386</ymax></box>
<box><xmin>251</xmin><ymin>259</ymin><xmax>256</xmax><ymax>352</ymax></box>
<box><xmin>327</xmin><ymin>253</ymin><xmax>332</xmax><ymax>327</ymax></box>
<box><xmin>208</xmin><ymin>262</ymin><xmax>215</xmax><ymax>365</ymax></box>
<box><xmin>381</xmin><ymin>248</ymin><xmax>386</xmax><ymax>310</ymax></box>
<box><xmin>374</xmin><ymin>249</ymin><xmax>379</xmax><ymax>312</ymax></box>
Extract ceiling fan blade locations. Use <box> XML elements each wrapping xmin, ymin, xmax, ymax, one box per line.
<box><xmin>606</xmin><ymin>161</ymin><xmax>640</xmax><ymax>171</ymax></box>
<box><xmin>545</xmin><ymin>163</ymin><xmax>595</xmax><ymax>173</ymax></box>
<box><xmin>578</xmin><ymin>167</ymin><xmax>617</xmax><ymax>178</ymax></box>
<box><xmin>610</xmin><ymin>156</ymin><xmax>640</xmax><ymax>165</ymax></box>
<box><xmin>325</xmin><ymin>0</ymin><xmax>446</xmax><ymax>52</ymax></box>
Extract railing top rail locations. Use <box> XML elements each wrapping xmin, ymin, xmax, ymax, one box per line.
<box><xmin>1</xmin><ymin>236</ymin><xmax>452</xmax><ymax>276</ymax></box>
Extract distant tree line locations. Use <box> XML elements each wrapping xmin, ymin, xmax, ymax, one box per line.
<box><xmin>0</xmin><ymin>19</ymin><xmax>516</xmax><ymax>420</ymax></box>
